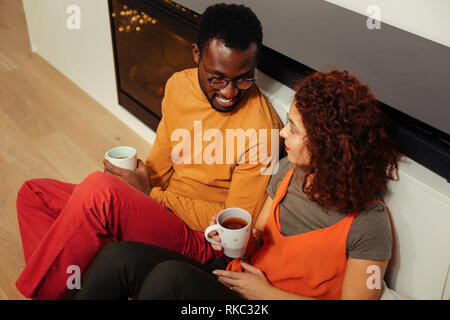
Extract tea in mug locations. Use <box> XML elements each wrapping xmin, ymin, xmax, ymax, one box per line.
<box><xmin>222</xmin><ymin>217</ymin><xmax>247</xmax><ymax>230</ymax></box>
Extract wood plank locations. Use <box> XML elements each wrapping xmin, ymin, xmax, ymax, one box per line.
<box><xmin>32</xmin><ymin>131</ymin><xmax>103</xmax><ymax>184</ymax></box>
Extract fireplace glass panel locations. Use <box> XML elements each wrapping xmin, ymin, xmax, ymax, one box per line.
<box><xmin>110</xmin><ymin>0</ymin><xmax>198</xmax><ymax>119</ymax></box>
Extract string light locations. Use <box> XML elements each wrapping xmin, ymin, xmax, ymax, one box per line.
<box><xmin>112</xmin><ymin>4</ymin><xmax>158</xmax><ymax>33</ymax></box>
<box><xmin>111</xmin><ymin>2</ymin><xmax>198</xmax><ymax>33</ymax></box>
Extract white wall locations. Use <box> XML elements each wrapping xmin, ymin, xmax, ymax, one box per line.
<box><xmin>325</xmin><ymin>0</ymin><xmax>450</xmax><ymax>48</ymax></box>
<box><xmin>22</xmin><ymin>0</ymin><xmax>450</xmax><ymax>299</ymax></box>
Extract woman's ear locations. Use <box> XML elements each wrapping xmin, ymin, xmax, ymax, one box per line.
<box><xmin>191</xmin><ymin>43</ymin><xmax>200</xmax><ymax>64</ymax></box>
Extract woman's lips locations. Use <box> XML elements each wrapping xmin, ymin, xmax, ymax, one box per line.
<box><xmin>285</xmin><ymin>146</ymin><xmax>290</xmax><ymax>151</ymax></box>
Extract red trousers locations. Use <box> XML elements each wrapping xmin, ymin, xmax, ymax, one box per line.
<box><xmin>15</xmin><ymin>171</ymin><xmax>217</xmax><ymax>299</ymax></box>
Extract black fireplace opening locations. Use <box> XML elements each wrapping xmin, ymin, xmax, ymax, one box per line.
<box><xmin>107</xmin><ymin>0</ymin><xmax>449</xmax><ymax>182</ymax></box>
<box><xmin>108</xmin><ymin>0</ymin><xmax>198</xmax><ymax>130</ymax></box>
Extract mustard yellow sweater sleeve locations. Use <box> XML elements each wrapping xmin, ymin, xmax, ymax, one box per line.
<box><xmin>145</xmin><ymin>77</ymin><xmax>174</xmax><ymax>190</ymax></box>
<box><xmin>225</xmin><ymin>124</ymin><xmax>280</xmax><ymax>224</ymax></box>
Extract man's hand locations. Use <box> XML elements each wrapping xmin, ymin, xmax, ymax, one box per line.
<box><xmin>103</xmin><ymin>158</ymin><xmax>152</xmax><ymax>195</ymax></box>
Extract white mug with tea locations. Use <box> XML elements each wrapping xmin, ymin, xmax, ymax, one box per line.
<box><xmin>104</xmin><ymin>146</ymin><xmax>137</xmax><ymax>171</ymax></box>
<box><xmin>204</xmin><ymin>207</ymin><xmax>252</xmax><ymax>258</ymax></box>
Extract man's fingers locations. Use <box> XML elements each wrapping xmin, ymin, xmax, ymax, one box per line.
<box><xmin>136</xmin><ymin>159</ymin><xmax>145</xmax><ymax>170</ymax></box>
<box><xmin>103</xmin><ymin>159</ymin><xmax>117</xmax><ymax>174</ymax></box>
<box><xmin>103</xmin><ymin>159</ymin><xmax>127</xmax><ymax>176</ymax></box>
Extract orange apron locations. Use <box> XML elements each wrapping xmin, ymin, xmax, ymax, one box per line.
<box><xmin>227</xmin><ymin>166</ymin><xmax>389</xmax><ymax>300</ymax></box>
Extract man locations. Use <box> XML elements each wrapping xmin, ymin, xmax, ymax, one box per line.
<box><xmin>16</xmin><ymin>3</ymin><xmax>282</xmax><ymax>299</ymax></box>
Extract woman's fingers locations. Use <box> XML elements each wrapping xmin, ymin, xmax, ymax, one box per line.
<box><xmin>218</xmin><ymin>277</ymin><xmax>241</xmax><ymax>289</ymax></box>
<box><xmin>209</xmin><ymin>215</ymin><xmax>217</xmax><ymax>226</ymax></box>
<box><xmin>214</xmin><ymin>270</ymin><xmax>246</xmax><ymax>290</ymax></box>
<box><xmin>240</xmin><ymin>260</ymin><xmax>262</xmax><ymax>275</ymax></box>
<box><xmin>206</xmin><ymin>229</ymin><xmax>222</xmax><ymax>250</ymax></box>
<box><xmin>213</xmin><ymin>269</ymin><xmax>242</xmax><ymax>279</ymax></box>
<box><xmin>207</xmin><ymin>230</ymin><xmax>221</xmax><ymax>242</ymax></box>
<box><xmin>252</xmin><ymin>227</ymin><xmax>262</xmax><ymax>238</ymax></box>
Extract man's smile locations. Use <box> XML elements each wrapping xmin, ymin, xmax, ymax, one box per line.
<box><xmin>215</xmin><ymin>95</ymin><xmax>236</xmax><ymax>107</ymax></box>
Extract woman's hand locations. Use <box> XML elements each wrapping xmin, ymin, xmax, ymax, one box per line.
<box><xmin>103</xmin><ymin>159</ymin><xmax>152</xmax><ymax>195</ymax></box>
<box><xmin>207</xmin><ymin>215</ymin><xmax>223</xmax><ymax>251</ymax></box>
<box><xmin>212</xmin><ymin>260</ymin><xmax>275</xmax><ymax>300</ymax></box>
<box><xmin>207</xmin><ymin>215</ymin><xmax>262</xmax><ymax>255</ymax></box>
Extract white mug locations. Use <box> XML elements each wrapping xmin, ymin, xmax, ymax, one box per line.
<box><xmin>204</xmin><ymin>207</ymin><xmax>252</xmax><ymax>258</ymax></box>
<box><xmin>104</xmin><ymin>146</ymin><xmax>137</xmax><ymax>170</ymax></box>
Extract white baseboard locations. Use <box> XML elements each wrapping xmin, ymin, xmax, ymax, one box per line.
<box><xmin>65</xmin><ymin>72</ymin><xmax>157</xmax><ymax>146</ymax></box>
<box><xmin>99</xmin><ymin>99</ymin><xmax>157</xmax><ymax>146</ymax></box>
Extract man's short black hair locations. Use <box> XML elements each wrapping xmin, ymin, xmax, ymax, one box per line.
<box><xmin>196</xmin><ymin>3</ymin><xmax>263</xmax><ymax>54</ymax></box>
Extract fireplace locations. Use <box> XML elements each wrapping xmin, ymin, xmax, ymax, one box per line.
<box><xmin>108</xmin><ymin>0</ymin><xmax>199</xmax><ymax>130</ymax></box>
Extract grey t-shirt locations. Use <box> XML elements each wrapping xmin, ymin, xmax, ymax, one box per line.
<box><xmin>266</xmin><ymin>157</ymin><xmax>392</xmax><ymax>260</ymax></box>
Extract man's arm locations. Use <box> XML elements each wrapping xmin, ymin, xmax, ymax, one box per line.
<box><xmin>225</xmin><ymin>128</ymin><xmax>279</xmax><ymax>223</ymax></box>
<box><xmin>145</xmin><ymin>79</ymin><xmax>175</xmax><ymax>190</ymax></box>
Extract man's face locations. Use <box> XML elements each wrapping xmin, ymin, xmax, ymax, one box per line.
<box><xmin>192</xmin><ymin>39</ymin><xmax>258</xmax><ymax>113</ymax></box>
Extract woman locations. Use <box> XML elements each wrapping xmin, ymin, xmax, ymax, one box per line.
<box><xmin>75</xmin><ymin>70</ymin><xmax>401</xmax><ymax>300</ymax></box>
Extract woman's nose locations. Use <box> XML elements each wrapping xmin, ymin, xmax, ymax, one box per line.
<box><xmin>280</xmin><ymin>126</ymin><xmax>287</xmax><ymax>138</ymax></box>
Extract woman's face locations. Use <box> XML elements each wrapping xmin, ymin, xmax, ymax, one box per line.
<box><xmin>280</xmin><ymin>100</ymin><xmax>311</xmax><ymax>166</ymax></box>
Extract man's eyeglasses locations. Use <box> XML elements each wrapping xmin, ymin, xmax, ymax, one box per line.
<box><xmin>207</xmin><ymin>76</ymin><xmax>256</xmax><ymax>90</ymax></box>
<box><xmin>202</xmin><ymin>58</ymin><xmax>256</xmax><ymax>90</ymax></box>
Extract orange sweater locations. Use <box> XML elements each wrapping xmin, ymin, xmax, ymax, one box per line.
<box><xmin>145</xmin><ymin>68</ymin><xmax>282</xmax><ymax>231</ymax></box>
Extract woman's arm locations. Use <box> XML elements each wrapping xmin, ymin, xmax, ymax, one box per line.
<box><xmin>215</xmin><ymin>258</ymin><xmax>389</xmax><ymax>300</ymax></box>
<box><xmin>242</xmin><ymin>194</ymin><xmax>273</xmax><ymax>257</ymax></box>
<box><xmin>253</xmin><ymin>193</ymin><xmax>273</xmax><ymax>231</ymax></box>
<box><xmin>340</xmin><ymin>258</ymin><xmax>389</xmax><ymax>299</ymax></box>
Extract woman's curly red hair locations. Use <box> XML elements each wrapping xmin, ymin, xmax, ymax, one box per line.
<box><xmin>295</xmin><ymin>70</ymin><xmax>401</xmax><ymax>214</ymax></box>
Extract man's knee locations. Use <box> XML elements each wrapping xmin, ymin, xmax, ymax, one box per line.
<box><xmin>16</xmin><ymin>179</ymin><xmax>43</xmax><ymax>212</ymax></box>
<box><xmin>17</xmin><ymin>179</ymin><xmax>38</xmax><ymax>198</ymax></box>
<box><xmin>75</xmin><ymin>171</ymin><xmax>120</xmax><ymax>202</ymax></box>
<box><xmin>80</xmin><ymin>171</ymin><xmax>116</xmax><ymax>190</ymax></box>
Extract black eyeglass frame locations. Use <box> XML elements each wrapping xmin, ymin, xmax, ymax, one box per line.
<box><xmin>206</xmin><ymin>76</ymin><xmax>257</xmax><ymax>90</ymax></box>
<box><xmin>201</xmin><ymin>59</ymin><xmax>257</xmax><ymax>90</ymax></box>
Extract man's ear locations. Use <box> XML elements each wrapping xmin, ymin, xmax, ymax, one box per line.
<box><xmin>192</xmin><ymin>43</ymin><xmax>200</xmax><ymax>64</ymax></box>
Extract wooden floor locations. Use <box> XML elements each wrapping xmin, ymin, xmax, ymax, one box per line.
<box><xmin>0</xmin><ymin>0</ymin><xmax>152</xmax><ymax>299</ymax></box>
